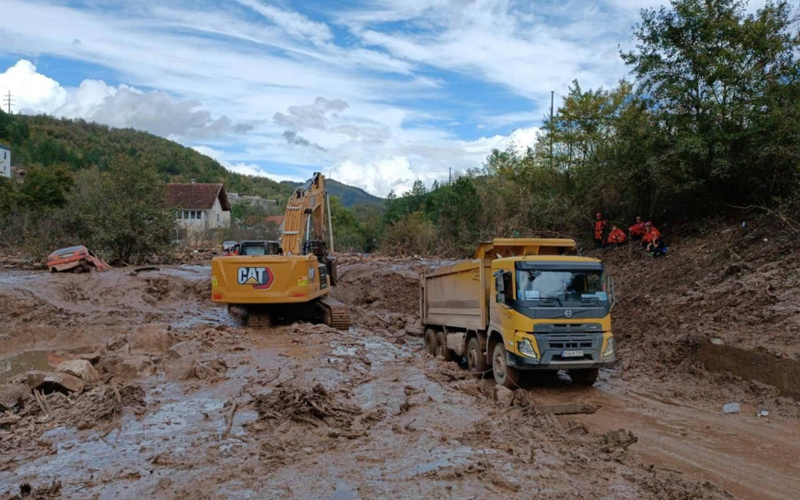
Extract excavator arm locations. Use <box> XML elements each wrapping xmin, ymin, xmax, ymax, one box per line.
<box><xmin>280</xmin><ymin>173</ymin><xmax>327</xmax><ymax>256</ymax></box>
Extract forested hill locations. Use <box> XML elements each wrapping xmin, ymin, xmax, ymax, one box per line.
<box><xmin>281</xmin><ymin>178</ymin><xmax>382</xmax><ymax>206</ymax></box>
<box><xmin>0</xmin><ymin>111</ymin><xmax>379</xmax><ymax>203</ymax></box>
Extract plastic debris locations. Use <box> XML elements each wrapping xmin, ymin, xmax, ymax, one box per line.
<box><xmin>722</xmin><ymin>403</ymin><xmax>740</xmax><ymax>414</ymax></box>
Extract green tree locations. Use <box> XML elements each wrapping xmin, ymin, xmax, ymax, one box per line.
<box><xmin>621</xmin><ymin>0</ymin><xmax>800</xmax><ymax>209</ymax></box>
<box><xmin>59</xmin><ymin>156</ymin><xmax>175</xmax><ymax>263</ymax></box>
<box><xmin>18</xmin><ymin>165</ymin><xmax>74</xmax><ymax>209</ymax></box>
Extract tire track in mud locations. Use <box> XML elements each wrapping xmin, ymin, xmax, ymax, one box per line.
<box><xmin>523</xmin><ymin>373</ymin><xmax>800</xmax><ymax>500</ymax></box>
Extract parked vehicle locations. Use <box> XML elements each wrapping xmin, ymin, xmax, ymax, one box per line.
<box><xmin>420</xmin><ymin>238</ymin><xmax>616</xmax><ymax>387</ymax></box>
<box><xmin>47</xmin><ymin>246</ymin><xmax>111</xmax><ymax>273</ymax></box>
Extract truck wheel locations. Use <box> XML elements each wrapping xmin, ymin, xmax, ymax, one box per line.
<box><xmin>569</xmin><ymin>368</ymin><xmax>599</xmax><ymax>386</ymax></box>
<box><xmin>424</xmin><ymin>328</ymin><xmax>437</xmax><ymax>356</ymax></box>
<box><xmin>466</xmin><ymin>336</ymin><xmax>487</xmax><ymax>375</ymax></box>
<box><xmin>435</xmin><ymin>331</ymin><xmax>454</xmax><ymax>361</ymax></box>
<box><xmin>492</xmin><ymin>343</ymin><xmax>521</xmax><ymax>389</ymax></box>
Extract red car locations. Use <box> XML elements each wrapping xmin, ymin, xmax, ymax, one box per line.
<box><xmin>47</xmin><ymin>246</ymin><xmax>111</xmax><ymax>273</ymax></box>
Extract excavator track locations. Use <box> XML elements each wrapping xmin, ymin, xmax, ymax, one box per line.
<box><xmin>228</xmin><ymin>298</ymin><xmax>349</xmax><ymax>330</ymax></box>
<box><xmin>227</xmin><ymin>305</ymin><xmax>271</xmax><ymax>328</ymax></box>
<box><xmin>317</xmin><ymin>296</ymin><xmax>351</xmax><ymax>330</ymax></box>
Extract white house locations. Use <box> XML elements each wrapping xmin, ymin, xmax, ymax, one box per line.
<box><xmin>0</xmin><ymin>145</ymin><xmax>10</xmax><ymax>178</ymax></box>
<box><xmin>167</xmin><ymin>183</ymin><xmax>231</xmax><ymax>235</ymax></box>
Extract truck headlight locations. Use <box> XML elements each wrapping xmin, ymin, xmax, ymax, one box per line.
<box><xmin>518</xmin><ymin>338</ymin><xmax>538</xmax><ymax>359</ymax></box>
<box><xmin>603</xmin><ymin>338</ymin><xmax>616</xmax><ymax>358</ymax></box>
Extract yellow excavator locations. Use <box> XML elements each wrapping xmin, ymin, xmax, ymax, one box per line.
<box><xmin>210</xmin><ymin>173</ymin><xmax>351</xmax><ymax>329</ymax></box>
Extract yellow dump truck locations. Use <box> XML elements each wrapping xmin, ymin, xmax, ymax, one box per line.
<box><xmin>421</xmin><ymin>238</ymin><xmax>616</xmax><ymax>387</ymax></box>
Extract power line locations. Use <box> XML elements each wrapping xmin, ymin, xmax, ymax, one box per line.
<box><xmin>3</xmin><ymin>91</ymin><xmax>15</xmax><ymax>114</ymax></box>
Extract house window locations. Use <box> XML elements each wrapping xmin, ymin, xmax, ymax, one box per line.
<box><xmin>178</xmin><ymin>210</ymin><xmax>206</xmax><ymax>220</ymax></box>
<box><xmin>216</xmin><ymin>213</ymin><xmax>221</xmax><ymax>226</ymax></box>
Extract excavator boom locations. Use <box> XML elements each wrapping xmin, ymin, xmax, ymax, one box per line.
<box><xmin>281</xmin><ymin>173</ymin><xmax>326</xmax><ymax>256</ymax></box>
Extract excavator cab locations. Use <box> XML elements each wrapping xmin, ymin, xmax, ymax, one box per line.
<box><xmin>238</xmin><ymin>240</ymin><xmax>282</xmax><ymax>256</ymax></box>
<box><xmin>303</xmin><ymin>239</ymin><xmax>338</xmax><ymax>286</ymax></box>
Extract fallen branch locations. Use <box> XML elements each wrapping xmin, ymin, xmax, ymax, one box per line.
<box><xmin>33</xmin><ymin>390</ymin><xmax>52</xmax><ymax>422</ymax></box>
<box><xmin>221</xmin><ymin>402</ymin><xmax>238</xmax><ymax>440</ymax></box>
<box><xmin>264</xmin><ymin>368</ymin><xmax>282</xmax><ymax>385</ymax></box>
<box><xmin>109</xmin><ymin>379</ymin><xmax>122</xmax><ymax>404</ymax></box>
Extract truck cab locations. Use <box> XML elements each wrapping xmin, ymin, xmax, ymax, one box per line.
<box><xmin>489</xmin><ymin>255</ymin><xmax>615</xmax><ymax>387</ymax></box>
<box><xmin>421</xmin><ymin>238</ymin><xmax>616</xmax><ymax>387</ymax></box>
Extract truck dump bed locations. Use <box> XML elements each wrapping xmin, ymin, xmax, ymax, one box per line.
<box><xmin>421</xmin><ymin>238</ymin><xmax>577</xmax><ymax>331</ymax></box>
<box><xmin>421</xmin><ymin>260</ymin><xmax>488</xmax><ymax>331</ymax></box>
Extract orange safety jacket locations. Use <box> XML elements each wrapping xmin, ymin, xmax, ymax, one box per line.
<box><xmin>607</xmin><ymin>228</ymin><xmax>627</xmax><ymax>244</ymax></box>
<box><xmin>594</xmin><ymin>220</ymin><xmax>607</xmax><ymax>239</ymax></box>
<box><xmin>642</xmin><ymin>226</ymin><xmax>661</xmax><ymax>243</ymax></box>
<box><xmin>629</xmin><ymin>222</ymin><xmax>646</xmax><ymax>237</ymax></box>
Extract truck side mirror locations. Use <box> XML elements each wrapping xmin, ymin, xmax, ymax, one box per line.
<box><xmin>493</xmin><ymin>271</ymin><xmax>505</xmax><ymax>304</ymax></box>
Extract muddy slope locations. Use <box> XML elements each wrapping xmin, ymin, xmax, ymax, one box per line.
<box><xmin>603</xmin><ymin>216</ymin><xmax>800</xmax><ymax>403</ymax></box>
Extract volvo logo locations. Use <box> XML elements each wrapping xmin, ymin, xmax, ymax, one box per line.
<box><xmin>564</xmin><ymin>310</ymin><xmax>573</xmax><ymax>318</ymax></box>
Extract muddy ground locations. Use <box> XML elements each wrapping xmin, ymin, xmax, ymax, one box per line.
<box><xmin>1</xmin><ymin>221</ymin><xmax>799</xmax><ymax>499</ymax></box>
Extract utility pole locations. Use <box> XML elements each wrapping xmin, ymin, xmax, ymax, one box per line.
<box><xmin>3</xmin><ymin>91</ymin><xmax>14</xmax><ymax>114</ymax></box>
<box><xmin>550</xmin><ymin>91</ymin><xmax>554</xmax><ymax>169</ymax></box>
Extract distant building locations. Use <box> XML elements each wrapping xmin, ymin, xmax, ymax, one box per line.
<box><xmin>167</xmin><ymin>183</ymin><xmax>231</xmax><ymax>234</ymax></box>
<box><xmin>228</xmin><ymin>192</ymin><xmax>278</xmax><ymax>207</ymax></box>
<box><xmin>0</xmin><ymin>145</ymin><xmax>10</xmax><ymax>178</ymax></box>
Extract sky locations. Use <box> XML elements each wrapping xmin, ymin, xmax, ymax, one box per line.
<box><xmin>0</xmin><ymin>0</ymin><xmax>764</xmax><ymax>196</ymax></box>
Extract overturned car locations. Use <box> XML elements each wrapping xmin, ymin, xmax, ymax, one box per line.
<box><xmin>47</xmin><ymin>246</ymin><xmax>111</xmax><ymax>273</ymax></box>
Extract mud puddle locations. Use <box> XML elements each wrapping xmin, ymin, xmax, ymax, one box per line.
<box><xmin>1</xmin><ymin>379</ymin><xmax>259</xmax><ymax>499</ymax></box>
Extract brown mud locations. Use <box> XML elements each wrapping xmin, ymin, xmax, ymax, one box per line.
<box><xmin>1</xmin><ymin>227</ymin><xmax>798</xmax><ymax>499</ymax></box>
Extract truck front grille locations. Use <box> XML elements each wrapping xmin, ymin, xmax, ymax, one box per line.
<box><xmin>536</xmin><ymin>333</ymin><xmax>599</xmax><ymax>351</ymax></box>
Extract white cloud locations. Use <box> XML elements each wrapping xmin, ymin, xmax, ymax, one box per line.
<box><xmin>0</xmin><ymin>60</ymin><xmax>68</xmax><ymax>113</ymax></box>
<box><xmin>328</xmin><ymin>125</ymin><xmax>541</xmax><ymax>195</ymax></box>
<box><xmin>192</xmin><ymin>145</ymin><xmax>307</xmax><ymax>183</ymax></box>
<box><xmin>343</xmin><ymin>0</ymin><xmax>631</xmax><ymax>100</ymax></box>
<box><xmin>234</xmin><ymin>0</ymin><xmax>333</xmax><ymax>45</ymax></box>
<box><xmin>0</xmin><ymin>61</ymin><xmax>250</xmax><ymax>140</ymax></box>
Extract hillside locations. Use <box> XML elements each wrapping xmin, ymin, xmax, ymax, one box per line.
<box><xmin>601</xmin><ymin>215</ymin><xmax>800</xmax><ymax>399</ymax></box>
<box><xmin>0</xmin><ymin>111</ymin><xmax>288</xmax><ymax>202</ymax></box>
<box><xmin>282</xmin><ymin>178</ymin><xmax>382</xmax><ymax>207</ymax></box>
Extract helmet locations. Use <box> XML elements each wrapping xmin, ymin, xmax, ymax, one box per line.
<box><xmin>645</xmin><ymin>221</ymin><xmax>652</xmax><ymax>226</ymax></box>
<box><xmin>596</xmin><ymin>212</ymin><xmax>602</xmax><ymax>218</ymax></box>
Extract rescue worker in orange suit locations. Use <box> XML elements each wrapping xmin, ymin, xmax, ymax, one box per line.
<box><xmin>594</xmin><ymin>213</ymin><xmax>608</xmax><ymax>249</ymax></box>
<box><xmin>629</xmin><ymin>216</ymin><xmax>646</xmax><ymax>242</ymax></box>
<box><xmin>607</xmin><ymin>225</ymin><xmax>627</xmax><ymax>247</ymax></box>
<box><xmin>641</xmin><ymin>221</ymin><xmax>661</xmax><ymax>248</ymax></box>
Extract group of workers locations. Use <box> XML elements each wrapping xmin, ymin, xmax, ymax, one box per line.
<box><xmin>594</xmin><ymin>213</ymin><xmax>666</xmax><ymax>257</ymax></box>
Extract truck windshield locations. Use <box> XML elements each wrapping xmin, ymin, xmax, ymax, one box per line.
<box><xmin>516</xmin><ymin>268</ymin><xmax>607</xmax><ymax>307</ymax></box>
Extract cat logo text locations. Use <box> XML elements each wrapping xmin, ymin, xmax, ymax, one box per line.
<box><xmin>237</xmin><ymin>267</ymin><xmax>274</xmax><ymax>290</ymax></box>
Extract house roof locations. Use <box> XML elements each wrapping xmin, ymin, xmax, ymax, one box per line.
<box><xmin>167</xmin><ymin>183</ymin><xmax>230</xmax><ymax>211</ymax></box>
<box><xmin>265</xmin><ymin>215</ymin><xmax>285</xmax><ymax>225</ymax></box>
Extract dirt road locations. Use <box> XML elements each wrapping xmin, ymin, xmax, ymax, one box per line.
<box><xmin>1</xmin><ymin>258</ymin><xmax>797</xmax><ymax>499</ymax></box>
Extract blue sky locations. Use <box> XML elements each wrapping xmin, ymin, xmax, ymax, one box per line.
<box><xmin>0</xmin><ymin>0</ymin><xmax>764</xmax><ymax>196</ymax></box>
